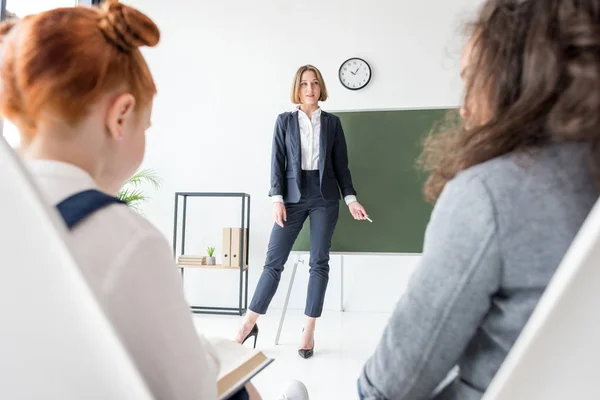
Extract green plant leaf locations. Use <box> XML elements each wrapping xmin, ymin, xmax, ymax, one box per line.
<box><xmin>125</xmin><ymin>169</ymin><xmax>162</xmax><ymax>190</ymax></box>
<box><xmin>118</xmin><ymin>187</ymin><xmax>146</xmax><ymax>205</ymax></box>
<box><xmin>117</xmin><ymin>168</ymin><xmax>162</xmax><ymax>211</ymax></box>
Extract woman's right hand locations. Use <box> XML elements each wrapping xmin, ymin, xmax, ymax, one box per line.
<box><xmin>273</xmin><ymin>202</ymin><xmax>287</xmax><ymax>228</ymax></box>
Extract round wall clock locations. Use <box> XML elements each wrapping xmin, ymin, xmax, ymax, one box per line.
<box><xmin>339</xmin><ymin>57</ymin><xmax>372</xmax><ymax>90</ymax></box>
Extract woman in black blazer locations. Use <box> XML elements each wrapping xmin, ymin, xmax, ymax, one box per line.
<box><xmin>235</xmin><ymin>65</ymin><xmax>368</xmax><ymax>358</ymax></box>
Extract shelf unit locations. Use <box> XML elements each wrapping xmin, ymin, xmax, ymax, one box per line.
<box><xmin>177</xmin><ymin>263</ymin><xmax>248</xmax><ymax>270</ymax></box>
<box><xmin>172</xmin><ymin>192</ymin><xmax>250</xmax><ymax>316</ymax></box>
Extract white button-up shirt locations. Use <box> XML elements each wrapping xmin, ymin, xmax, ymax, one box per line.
<box><xmin>298</xmin><ymin>107</ymin><xmax>321</xmax><ymax>171</ymax></box>
<box><xmin>272</xmin><ymin>107</ymin><xmax>357</xmax><ymax>205</ymax></box>
<box><xmin>28</xmin><ymin>160</ymin><xmax>220</xmax><ymax>400</ymax></box>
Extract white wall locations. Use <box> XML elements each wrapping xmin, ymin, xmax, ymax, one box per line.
<box><xmin>125</xmin><ymin>0</ymin><xmax>482</xmax><ymax>313</ymax></box>
<box><xmin>6</xmin><ymin>0</ymin><xmax>76</xmax><ymax>16</ymax></box>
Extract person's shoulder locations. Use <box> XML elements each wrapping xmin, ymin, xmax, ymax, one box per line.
<box><xmin>278</xmin><ymin>111</ymin><xmax>294</xmax><ymax>119</ymax></box>
<box><xmin>322</xmin><ymin>110</ymin><xmax>339</xmax><ymax>121</ymax></box>
<box><xmin>445</xmin><ymin>142</ymin><xmax>593</xmax><ymax>215</ymax></box>
<box><xmin>456</xmin><ymin>142</ymin><xmax>586</xmax><ymax>191</ymax></box>
<box><xmin>83</xmin><ymin>203</ymin><xmax>170</xmax><ymax>254</ymax></box>
<box><xmin>275</xmin><ymin>111</ymin><xmax>295</xmax><ymax>128</ymax></box>
<box><xmin>445</xmin><ymin>151</ymin><xmax>522</xmax><ymax>204</ymax></box>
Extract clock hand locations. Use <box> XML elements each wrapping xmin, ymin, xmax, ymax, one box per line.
<box><xmin>354</xmin><ymin>67</ymin><xmax>360</xmax><ymax>74</ymax></box>
<box><xmin>350</xmin><ymin>70</ymin><xmax>356</xmax><ymax>75</ymax></box>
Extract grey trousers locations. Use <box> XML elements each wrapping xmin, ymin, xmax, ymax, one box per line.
<box><xmin>249</xmin><ymin>171</ymin><xmax>340</xmax><ymax>318</ymax></box>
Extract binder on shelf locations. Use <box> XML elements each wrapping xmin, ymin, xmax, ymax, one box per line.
<box><xmin>222</xmin><ymin>228</ymin><xmax>232</xmax><ymax>267</ymax></box>
<box><xmin>230</xmin><ymin>228</ymin><xmax>248</xmax><ymax>267</ymax></box>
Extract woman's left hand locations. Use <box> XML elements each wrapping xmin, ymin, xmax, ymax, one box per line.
<box><xmin>349</xmin><ymin>202</ymin><xmax>368</xmax><ymax>220</ymax></box>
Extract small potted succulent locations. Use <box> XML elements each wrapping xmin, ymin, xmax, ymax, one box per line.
<box><xmin>206</xmin><ymin>247</ymin><xmax>216</xmax><ymax>265</ymax></box>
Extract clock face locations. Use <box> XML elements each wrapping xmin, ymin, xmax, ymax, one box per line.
<box><xmin>339</xmin><ymin>58</ymin><xmax>372</xmax><ymax>90</ymax></box>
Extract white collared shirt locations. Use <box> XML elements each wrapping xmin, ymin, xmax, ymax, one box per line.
<box><xmin>28</xmin><ymin>160</ymin><xmax>220</xmax><ymax>400</ymax></box>
<box><xmin>272</xmin><ymin>107</ymin><xmax>357</xmax><ymax>205</ymax></box>
<box><xmin>298</xmin><ymin>107</ymin><xmax>322</xmax><ymax>171</ymax></box>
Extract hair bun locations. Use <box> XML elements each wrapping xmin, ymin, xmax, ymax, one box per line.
<box><xmin>98</xmin><ymin>0</ymin><xmax>159</xmax><ymax>52</ymax></box>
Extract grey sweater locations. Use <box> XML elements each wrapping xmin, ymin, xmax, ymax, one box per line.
<box><xmin>359</xmin><ymin>142</ymin><xmax>599</xmax><ymax>400</ymax></box>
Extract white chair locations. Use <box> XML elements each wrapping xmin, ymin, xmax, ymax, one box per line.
<box><xmin>483</xmin><ymin>197</ymin><xmax>600</xmax><ymax>399</ymax></box>
<box><xmin>0</xmin><ymin>137</ymin><xmax>153</xmax><ymax>400</ymax></box>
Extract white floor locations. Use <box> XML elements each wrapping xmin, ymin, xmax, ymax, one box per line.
<box><xmin>193</xmin><ymin>309</ymin><xmax>391</xmax><ymax>400</ymax></box>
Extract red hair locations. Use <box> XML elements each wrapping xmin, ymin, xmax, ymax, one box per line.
<box><xmin>0</xmin><ymin>0</ymin><xmax>160</xmax><ymax>141</ymax></box>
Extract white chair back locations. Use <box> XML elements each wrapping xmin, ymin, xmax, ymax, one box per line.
<box><xmin>0</xmin><ymin>137</ymin><xmax>153</xmax><ymax>400</ymax></box>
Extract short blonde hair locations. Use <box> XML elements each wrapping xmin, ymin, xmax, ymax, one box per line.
<box><xmin>290</xmin><ymin>65</ymin><xmax>328</xmax><ymax>104</ymax></box>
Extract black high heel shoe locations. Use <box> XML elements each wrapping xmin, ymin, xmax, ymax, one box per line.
<box><xmin>242</xmin><ymin>324</ymin><xmax>259</xmax><ymax>349</ymax></box>
<box><xmin>298</xmin><ymin>328</ymin><xmax>314</xmax><ymax>359</ymax></box>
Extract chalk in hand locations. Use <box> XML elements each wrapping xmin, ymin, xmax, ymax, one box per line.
<box><xmin>366</xmin><ymin>216</ymin><xmax>373</xmax><ymax>223</ymax></box>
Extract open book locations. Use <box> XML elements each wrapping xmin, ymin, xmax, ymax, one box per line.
<box><xmin>210</xmin><ymin>338</ymin><xmax>274</xmax><ymax>400</ymax></box>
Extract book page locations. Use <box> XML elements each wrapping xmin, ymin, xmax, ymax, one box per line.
<box><xmin>209</xmin><ymin>338</ymin><xmax>260</xmax><ymax>379</ymax></box>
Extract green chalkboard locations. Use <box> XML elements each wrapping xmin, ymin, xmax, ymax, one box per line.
<box><xmin>292</xmin><ymin>108</ymin><xmax>451</xmax><ymax>253</ymax></box>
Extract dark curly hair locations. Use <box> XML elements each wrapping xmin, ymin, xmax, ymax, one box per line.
<box><xmin>420</xmin><ymin>0</ymin><xmax>600</xmax><ymax>202</ymax></box>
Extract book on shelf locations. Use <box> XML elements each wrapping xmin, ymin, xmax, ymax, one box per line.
<box><xmin>177</xmin><ymin>255</ymin><xmax>206</xmax><ymax>264</ymax></box>
<box><xmin>210</xmin><ymin>338</ymin><xmax>274</xmax><ymax>400</ymax></box>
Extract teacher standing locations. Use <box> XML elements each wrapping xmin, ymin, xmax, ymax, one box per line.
<box><xmin>235</xmin><ymin>65</ymin><xmax>368</xmax><ymax>358</ymax></box>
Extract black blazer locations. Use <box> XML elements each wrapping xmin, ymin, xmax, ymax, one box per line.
<box><xmin>269</xmin><ymin>110</ymin><xmax>357</xmax><ymax>203</ymax></box>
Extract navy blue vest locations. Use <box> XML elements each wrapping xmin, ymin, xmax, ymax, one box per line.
<box><xmin>56</xmin><ymin>189</ymin><xmax>126</xmax><ymax>229</ymax></box>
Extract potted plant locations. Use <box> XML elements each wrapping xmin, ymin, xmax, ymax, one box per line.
<box><xmin>206</xmin><ymin>247</ymin><xmax>216</xmax><ymax>265</ymax></box>
<box><xmin>118</xmin><ymin>169</ymin><xmax>162</xmax><ymax>212</ymax></box>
